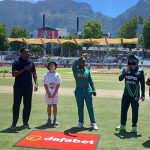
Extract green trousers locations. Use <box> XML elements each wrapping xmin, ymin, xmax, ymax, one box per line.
<box><xmin>75</xmin><ymin>88</ymin><xmax>96</xmax><ymax>123</ymax></box>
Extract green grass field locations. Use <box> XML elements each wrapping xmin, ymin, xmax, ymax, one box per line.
<box><xmin>0</xmin><ymin>67</ymin><xmax>150</xmax><ymax>150</ymax></box>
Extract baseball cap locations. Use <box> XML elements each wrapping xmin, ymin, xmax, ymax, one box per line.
<box><xmin>128</xmin><ymin>54</ymin><xmax>139</xmax><ymax>65</ymax></box>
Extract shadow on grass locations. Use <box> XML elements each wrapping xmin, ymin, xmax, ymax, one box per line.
<box><xmin>64</xmin><ymin>127</ymin><xmax>93</xmax><ymax>137</ymax></box>
<box><xmin>142</xmin><ymin>139</ymin><xmax>150</xmax><ymax>148</ymax></box>
<box><xmin>35</xmin><ymin>124</ymin><xmax>56</xmax><ymax>130</ymax></box>
<box><xmin>0</xmin><ymin>125</ymin><xmax>25</xmax><ymax>133</ymax></box>
<box><xmin>114</xmin><ymin>131</ymin><xmax>142</xmax><ymax>139</ymax></box>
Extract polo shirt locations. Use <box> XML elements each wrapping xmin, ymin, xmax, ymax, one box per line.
<box><xmin>12</xmin><ymin>57</ymin><xmax>36</xmax><ymax>88</ymax></box>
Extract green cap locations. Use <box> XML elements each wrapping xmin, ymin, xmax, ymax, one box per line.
<box><xmin>128</xmin><ymin>54</ymin><xmax>139</xmax><ymax>64</ymax></box>
<box><xmin>81</xmin><ymin>57</ymin><xmax>86</xmax><ymax>62</ymax></box>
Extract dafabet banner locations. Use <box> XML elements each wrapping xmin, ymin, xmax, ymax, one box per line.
<box><xmin>14</xmin><ymin>130</ymin><xmax>100</xmax><ymax>150</ymax></box>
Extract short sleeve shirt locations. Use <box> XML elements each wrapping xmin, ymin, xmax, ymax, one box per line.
<box><xmin>44</xmin><ymin>72</ymin><xmax>62</xmax><ymax>96</ymax></box>
<box><xmin>12</xmin><ymin>57</ymin><xmax>36</xmax><ymax>88</ymax></box>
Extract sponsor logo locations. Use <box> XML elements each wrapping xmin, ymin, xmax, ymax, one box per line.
<box><xmin>126</xmin><ymin>81</ymin><xmax>136</xmax><ymax>85</ymax></box>
<box><xmin>44</xmin><ymin>136</ymin><xmax>94</xmax><ymax>144</ymax></box>
<box><xmin>126</xmin><ymin>76</ymin><xmax>137</xmax><ymax>81</ymax></box>
<box><xmin>15</xmin><ymin>130</ymin><xmax>99</xmax><ymax>150</ymax></box>
<box><xmin>26</xmin><ymin>135</ymin><xmax>42</xmax><ymax>141</ymax></box>
<box><xmin>77</xmin><ymin>73</ymin><xmax>87</xmax><ymax>78</ymax></box>
<box><xmin>26</xmin><ymin>135</ymin><xmax>95</xmax><ymax>144</ymax></box>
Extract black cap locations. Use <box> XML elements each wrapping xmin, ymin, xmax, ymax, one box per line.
<box><xmin>47</xmin><ymin>62</ymin><xmax>57</xmax><ymax>70</ymax></box>
<box><xmin>128</xmin><ymin>54</ymin><xmax>139</xmax><ymax>65</ymax></box>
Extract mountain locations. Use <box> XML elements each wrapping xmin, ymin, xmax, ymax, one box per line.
<box><xmin>0</xmin><ymin>0</ymin><xmax>112</xmax><ymax>34</ymax></box>
<box><xmin>1</xmin><ymin>0</ymin><xmax>150</xmax><ymax>37</ymax></box>
<box><xmin>112</xmin><ymin>0</ymin><xmax>150</xmax><ymax>36</ymax></box>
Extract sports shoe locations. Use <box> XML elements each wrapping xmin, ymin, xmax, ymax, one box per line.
<box><xmin>115</xmin><ymin>125</ymin><xmax>126</xmax><ymax>131</ymax></box>
<box><xmin>53</xmin><ymin>119</ymin><xmax>59</xmax><ymax>125</ymax></box>
<box><xmin>76</xmin><ymin>122</ymin><xmax>84</xmax><ymax>128</ymax></box>
<box><xmin>45</xmin><ymin>118</ymin><xmax>51</xmax><ymax>127</ymax></box>
<box><xmin>90</xmin><ymin>123</ymin><xmax>98</xmax><ymax>130</ymax></box>
<box><xmin>131</xmin><ymin>127</ymin><xmax>137</xmax><ymax>133</ymax></box>
<box><xmin>23</xmin><ymin>123</ymin><xmax>30</xmax><ymax>129</ymax></box>
<box><xmin>10</xmin><ymin>124</ymin><xmax>16</xmax><ymax>130</ymax></box>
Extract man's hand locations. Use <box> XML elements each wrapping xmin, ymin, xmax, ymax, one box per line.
<box><xmin>24</xmin><ymin>65</ymin><xmax>32</xmax><ymax>71</ymax></box>
<box><xmin>146</xmin><ymin>78</ymin><xmax>150</xmax><ymax>86</ymax></box>
<box><xmin>12</xmin><ymin>65</ymin><xmax>32</xmax><ymax>77</ymax></box>
<box><xmin>82</xmin><ymin>53</ymin><xmax>91</xmax><ymax>59</ymax></box>
<box><xmin>140</xmin><ymin>96</ymin><xmax>145</xmax><ymax>101</ymax></box>
<box><xmin>92</xmin><ymin>91</ymin><xmax>96</xmax><ymax>96</ymax></box>
<box><xmin>125</xmin><ymin>65</ymin><xmax>130</xmax><ymax>73</ymax></box>
<box><xmin>34</xmin><ymin>85</ymin><xmax>38</xmax><ymax>92</ymax></box>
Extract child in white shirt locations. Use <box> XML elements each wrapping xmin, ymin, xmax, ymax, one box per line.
<box><xmin>44</xmin><ymin>62</ymin><xmax>62</xmax><ymax>127</ymax></box>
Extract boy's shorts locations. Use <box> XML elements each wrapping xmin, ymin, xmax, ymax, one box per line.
<box><xmin>45</xmin><ymin>94</ymin><xmax>58</xmax><ymax>104</ymax></box>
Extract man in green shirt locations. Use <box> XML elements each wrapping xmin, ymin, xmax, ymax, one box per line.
<box><xmin>116</xmin><ymin>54</ymin><xmax>145</xmax><ymax>133</ymax></box>
<box><xmin>72</xmin><ymin>53</ymin><xmax>98</xmax><ymax>130</ymax></box>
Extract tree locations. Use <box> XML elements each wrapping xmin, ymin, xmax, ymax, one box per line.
<box><xmin>119</xmin><ymin>17</ymin><xmax>139</xmax><ymax>50</ymax></box>
<box><xmin>143</xmin><ymin>17</ymin><xmax>150</xmax><ymax>49</ymax></box>
<box><xmin>0</xmin><ymin>24</ymin><xmax>8</xmax><ymax>51</ymax></box>
<box><xmin>138</xmin><ymin>16</ymin><xmax>143</xmax><ymax>25</ymax></box>
<box><xmin>10</xmin><ymin>26</ymin><xmax>29</xmax><ymax>38</ymax></box>
<box><xmin>119</xmin><ymin>17</ymin><xmax>138</xmax><ymax>38</ymax></box>
<box><xmin>10</xmin><ymin>26</ymin><xmax>29</xmax><ymax>51</ymax></box>
<box><xmin>138</xmin><ymin>36</ymin><xmax>144</xmax><ymax>48</ymax></box>
<box><xmin>58</xmin><ymin>34</ymin><xmax>81</xmax><ymax>56</ymax></box>
<box><xmin>65</xmin><ymin>34</ymin><xmax>76</xmax><ymax>40</ymax></box>
<box><xmin>62</xmin><ymin>42</ymin><xmax>82</xmax><ymax>57</ymax></box>
<box><xmin>83</xmin><ymin>20</ymin><xmax>103</xmax><ymax>38</ymax></box>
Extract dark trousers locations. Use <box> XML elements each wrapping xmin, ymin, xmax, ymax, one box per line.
<box><xmin>121</xmin><ymin>95</ymin><xmax>139</xmax><ymax>127</ymax></box>
<box><xmin>12</xmin><ymin>86</ymin><xmax>33</xmax><ymax>125</ymax></box>
<box><xmin>75</xmin><ymin>89</ymin><xmax>96</xmax><ymax>123</ymax></box>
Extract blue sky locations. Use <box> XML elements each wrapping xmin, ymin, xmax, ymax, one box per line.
<box><xmin>15</xmin><ymin>0</ymin><xmax>139</xmax><ymax>18</ymax></box>
<box><xmin>74</xmin><ymin>0</ymin><xmax>139</xmax><ymax>18</ymax></box>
